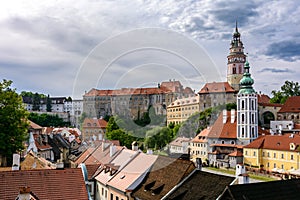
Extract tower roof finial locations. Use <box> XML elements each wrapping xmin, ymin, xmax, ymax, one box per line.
<box><xmin>235</xmin><ymin>20</ymin><xmax>238</xmax><ymax>32</ymax></box>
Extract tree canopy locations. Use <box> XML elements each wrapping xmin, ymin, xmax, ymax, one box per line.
<box><xmin>28</xmin><ymin>112</ymin><xmax>70</xmax><ymax>127</ymax></box>
<box><xmin>0</xmin><ymin>80</ymin><xmax>29</xmax><ymax>166</ymax></box>
<box><xmin>270</xmin><ymin>80</ymin><xmax>300</xmax><ymax>104</ymax></box>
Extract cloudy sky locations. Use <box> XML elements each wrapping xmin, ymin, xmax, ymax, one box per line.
<box><xmin>1</xmin><ymin>0</ymin><xmax>300</xmax><ymax>99</ymax></box>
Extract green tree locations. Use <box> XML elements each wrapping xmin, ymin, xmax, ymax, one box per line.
<box><xmin>106</xmin><ymin>116</ymin><xmax>120</xmax><ymax>132</ymax></box>
<box><xmin>32</xmin><ymin>92</ymin><xmax>41</xmax><ymax>111</ymax></box>
<box><xmin>270</xmin><ymin>80</ymin><xmax>300</xmax><ymax>104</ymax></box>
<box><xmin>46</xmin><ymin>94</ymin><xmax>52</xmax><ymax>112</ymax></box>
<box><xmin>0</xmin><ymin>80</ymin><xmax>29</xmax><ymax>166</ymax></box>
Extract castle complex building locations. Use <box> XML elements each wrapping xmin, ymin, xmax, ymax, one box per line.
<box><xmin>83</xmin><ymin>80</ymin><xmax>194</xmax><ymax>120</ymax></box>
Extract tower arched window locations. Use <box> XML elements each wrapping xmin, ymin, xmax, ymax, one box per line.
<box><xmin>242</xmin><ymin>114</ymin><xmax>245</xmax><ymax>123</ymax></box>
<box><xmin>241</xmin><ymin>100</ymin><xmax>245</xmax><ymax>109</ymax></box>
<box><xmin>242</xmin><ymin>127</ymin><xmax>245</xmax><ymax>137</ymax></box>
<box><xmin>233</xmin><ymin>67</ymin><xmax>236</xmax><ymax>74</ymax></box>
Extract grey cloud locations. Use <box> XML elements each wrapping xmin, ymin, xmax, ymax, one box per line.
<box><xmin>258</xmin><ymin>68</ymin><xmax>294</xmax><ymax>73</ymax></box>
<box><xmin>265</xmin><ymin>41</ymin><xmax>300</xmax><ymax>62</ymax></box>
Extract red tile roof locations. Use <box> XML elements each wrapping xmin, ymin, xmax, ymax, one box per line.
<box><xmin>198</xmin><ymin>82</ymin><xmax>235</xmax><ymax>94</ymax></box>
<box><xmin>278</xmin><ymin>96</ymin><xmax>300</xmax><ymax>113</ymax></box>
<box><xmin>244</xmin><ymin>134</ymin><xmax>300</xmax><ymax>152</ymax></box>
<box><xmin>192</xmin><ymin>128</ymin><xmax>210</xmax><ymax>142</ymax></box>
<box><xmin>207</xmin><ymin>111</ymin><xmax>237</xmax><ymax>139</ymax></box>
<box><xmin>228</xmin><ymin>151</ymin><xmax>243</xmax><ymax>157</ymax></box>
<box><xmin>0</xmin><ymin>168</ymin><xmax>88</xmax><ymax>200</ymax></box>
<box><xmin>257</xmin><ymin>94</ymin><xmax>270</xmax><ymax>104</ymax></box>
<box><xmin>82</xmin><ymin>118</ymin><xmax>108</xmax><ymax>129</ymax></box>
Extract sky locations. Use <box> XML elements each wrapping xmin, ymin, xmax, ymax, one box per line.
<box><xmin>1</xmin><ymin>0</ymin><xmax>300</xmax><ymax>99</ymax></box>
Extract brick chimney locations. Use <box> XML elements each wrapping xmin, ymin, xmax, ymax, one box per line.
<box><xmin>231</xmin><ymin>109</ymin><xmax>235</xmax><ymax>123</ymax></box>
<box><xmin>223</xmin><ymin>109</ymin><xmax>227</xmax><ymax>124</ymax></box>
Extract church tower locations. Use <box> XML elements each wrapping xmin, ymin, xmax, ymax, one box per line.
<box><xmin>237</xmin><ymin>60</ymin><xmax>258</xmax><ymax>145</ymax></box>
<box><xmin>227</xmin><ymin>21</ymin><xmax>246</xmax><ymax>91</ymax></box>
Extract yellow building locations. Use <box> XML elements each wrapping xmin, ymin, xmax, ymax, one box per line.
<box><xmin>243</xmin><ymin>134</ymin><xmax>300</xmax><ymax>172</ymax></box>
<box><xmin>167</xmin><ymin>95</ymin><xmax>199</xmax><ymax>125</ymax></box>
<box><xmin>190</xmin><ymin>128</ymin><xmax>210</xmax><ymax>163</ymax></box>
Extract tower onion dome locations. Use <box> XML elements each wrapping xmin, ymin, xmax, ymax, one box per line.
<box><xmin>238</xmin><ymin>60</ymin><xmax>255</xmax><ymax>94</ymax></box>
<box><xmin>233</xmin><ymin>21</ymin><xmax>240</xmax><ymax>39</ymax></box>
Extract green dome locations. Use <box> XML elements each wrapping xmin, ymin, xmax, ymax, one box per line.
<box><xmin>238</xmin><ymin>61</ymin><xmax>255</xmax><ymax>95</ymax></box>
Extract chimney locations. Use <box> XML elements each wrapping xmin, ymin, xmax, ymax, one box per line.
<box><xmin>288</xmin><ymin>124</ymin><xmax>293</xmax><ymax>130</ymax></box>
<box><xmin>132</xmin><ymin>141</ymin><xmax>138</xmax><ymax>151</ymax></box>
<box><xmin>110</xmin><ymin>145</ymin><xmax>116</xmax><ymax>157</ymax></box>
<box><xmin>146</xmin><ymin>149</ymin><xmax>153</xmax><ymax>155</ymax></box>
<box><xmin>196</xmin><ymin>158</ymin><xmax>202</xmax><ymax>170</ymax></box>
<box><xmin>17</xmin><ymin>187</ymin><xmax>31</xmax><ymax>200</ymax></box>
<box><xmin>231</xmin><ymin>109</ymin><xmax>235</xmax><ymax>123</ymax></box>
<box><xmin>223</xmin><ymin>109</ymin><xmax>227</xmax><ymax>124</ymax></box>
<box><xmin>12</xmin><ymin>153</ymin><xmax>20</xmax><ymax>171</ymax></box>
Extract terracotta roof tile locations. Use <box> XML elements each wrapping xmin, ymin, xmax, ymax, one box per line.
<box><xmin>257</xmin><ymin>94</ymin><xmax>271</xmax><ymax>104</ymax></box>
<box><xmin>278</xmin><ymin>96</ymin><xmax>300</xmax><ymax>113</ymax></box>
<box><xmin>82</xmin><ymin>118</ymin><xmax>108</xmax><ymax>129</ymax></box>
<box><xmin>198</xmin><ymin>82</ymin><xmax>235</xmax><ymax>94</ymax></box>
<box><xmin>192</xmin><ymin>128</ymin><xmax>210</xmax><ymax>142</ymax></box>
<box><xmin>244</xmin><ymin>134</ymin><xmax>300</xmax><ymax>151</ymax></box>
<box><xmin>228</xmin><ymin>151</ymin><xmax>243</xmax><ymax>157</ymax></box>
<box><xmin>0</xmin><ymin>168</ymin><xmax>88</xmax><ymax>200</ymax></box>
<box><xmin>207</xmin><ymin>111</ymin><xmax>237</xmax><ymax>139</ymax></box>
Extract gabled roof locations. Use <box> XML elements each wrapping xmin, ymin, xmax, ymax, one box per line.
<box><xmin>132</xmin><ymin>156</ymin><xmax>195</xmax><ymax>200</ymax></box>
<box><xmin>107</xmin><ymin>153</ymin><xmax>158</xmax><ymax>192</ymax></box>
<box><xmin>278</xmin><ymin>96</ymin><xmax>300</xmax><ymax>113</ymax></box>
<box><xmin>163</xmin><ymin>170</ymin><xmax>235</xmax><ymax>200</ymax></box>
<box><xmin>95</xmin><ymin>148</ymin><xmax>137</xmax><ymax>185</ymax></box>
<box><xmin>228</xmin><ymin>151</ymin><xmax>243</xmax><ymax>157</ymax></box>
<box><xmin>198</xmin><ymin>82</ymin><xmax>235</xmax><ymax>94</ymax></box>
<box><xmin>0</xmin><ymin>168</ymin><xmax>88</xmax><ymax>200</ymax></box>
<box><xmin>220</xmin><ymin>179</ymin><xmax>300</xmax><ymax>200</ymax></box>
<box><xmin>20</xmin><ymin>151</ymin><xmax>56</xmax><ymax>170</ymax></box>
<box><xmin>192</xmin><ymin>128</ymin><xmax>210</xmax><ymax>143</ymax></box>
<box><xmin>244</xmin><ymin>134</ymin><xmax>300</xmax><ymax>152</ymax></box>
<box><xmin>207</xmin><ymin>111</ymin><xmax>237</xmax><ymax>139</ymax></box>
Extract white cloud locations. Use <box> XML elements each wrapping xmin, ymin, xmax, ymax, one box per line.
<box><xmin>0</xmin><ymin>0</ymin><xmax>300</xmax><ymax>98</ymax></box>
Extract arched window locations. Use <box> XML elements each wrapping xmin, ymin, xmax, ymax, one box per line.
<box><xmin>241</xmin><ymin>100</ymin><xmax>245</xmax><ymax>109</ymax></box>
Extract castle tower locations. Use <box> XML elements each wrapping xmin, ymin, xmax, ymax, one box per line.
<box><xmin>237</xmin><ymin>60</ymin><xmax>258</xmax><ymax>145</ymax></box>
<box><xmin>227</xmin><ymin>21</ymin><xmax>246</xmax><ymax>91</ymax></box>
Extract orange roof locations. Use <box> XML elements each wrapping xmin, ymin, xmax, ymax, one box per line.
<box><xmin>0</xmin><ymin>168</ymin><xmax>88</xmax><ymax>200</ymax></box>
<box><xmin>192</xmin><ymin>128</ymin><xmax>210</xmax><ymax>142</ymax></box>
<box><xmin>82</xmin><ymin>118</ymin><xmax>108</xmax><ymax>129</ymax></box>
<box><xmin>198</xmin><ymin>82</ymin><xmax>235</xmax><ymax>94</ymax></box>
<box><xmin>257</xmin><ymin>94</ymin><xmax>270</xmax><ymax>104</ymax></box>
<box><xmin>278</xmin><ymin>96</ymin><xmax>300</xmax><ymax>113</ymax></box>
<box><xmin>207</xmin><ymin>111</ymin><xmax>237</xmax><ymax>139</ymax></box>
<box><xmin>228</xmin><ymin>151</ymin><xmax>243</xmax><ymax>157</ymax></box>
<box><xmin>244</xmin><ymin>134</ymin><xmax>300</xmax><ymax>152</ymax></box>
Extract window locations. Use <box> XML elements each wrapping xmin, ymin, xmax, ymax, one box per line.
<box><xmin>281</xmin><ymin>164</ymin><xmax>284</xmax><ymax>169</ymax></box>
<box><xmin>253</xmin><ymin>151</ymin><xmax>256</xmax><ymax>156</ymax></box>
<box><xmin>267</xmin><ymin>152</ymin><xmax>270</xmax><ymax>157</ymax></box>
<box><xmin>245</xmin><ymin>151</ymin><xmax>248</xmax><ymax>156</ymax></box>
<box><xmin>274</xmin><ymin>153</ymin><xmax>276</xmax><ymax>158</ymax></box>
<box><xmin>262</xmin><ymin>152</ymin><xmax>265</xmax><ymax>157</ymax></box>
<box><xmin>267</xmin><ymin>162</ymin><xmax>269</xmax><ymax>167</ymax></box>
<box><xmin>274</xmin><ymin>163</ymin><xmax>276</xmax><ymax>168</ymax></box>
<box><xmin>291</xmin><ymin>154</ymin><xmax>294</xmax><ymax>160</ymax></box>
<box><xmin>281</xmin><ymin>154</ymin><xmax>284</xmax><ymax>159</ymax></box>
